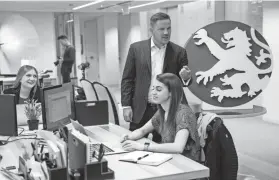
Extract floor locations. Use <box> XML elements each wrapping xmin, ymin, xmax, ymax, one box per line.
<box><xmin>109</xmin><ymin>86</ymin><xmax>279</xmax><ymax>180</ymax></box>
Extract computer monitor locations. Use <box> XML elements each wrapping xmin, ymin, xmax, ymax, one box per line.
<box><xmin>0</xmin><ymin>94</ymin><xmax>18</xmax><ymax>136</ymax></box>
<box><xmin>62</xmin><ymin>82</ymin><xmax>76</xmax><ymax>120</ymax></box>
<box><xmin>41</xmin><ymin>83</ymin><xmax>75</xmax><ymax>131</ymax></box>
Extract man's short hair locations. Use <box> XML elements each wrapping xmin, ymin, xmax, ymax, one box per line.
<box><xmin>150</xmin><ymin>12</ymin><xmax>171</xmax><ymax>27</ymax></box>
<box><xmin>57</xmin><ymin>35</ymin><xmax>68</xmax><ymax>40</ymax></box>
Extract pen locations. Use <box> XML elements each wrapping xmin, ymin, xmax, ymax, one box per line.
<box><xmin>92</xmin><ymin>151</ymin><xmax>96</xmax><ymax>159</ymax></box>
<box><xmin>98</xmin><ymin>144</ymin><xmax>104</xmax><ymax>162</ymax></box>
<box><xmin>40</xmin><ymin>144</ymin><xmax>44</xmax><ymax>161</ymax></box>
<box><xmin>137</xmin><ymin>154</ymin><xmax>150</xmax><ymax>161</ymax></box>
<box><xmin>30</xmin><ymin>143</ymin><xmax>40</xmax><ymax>162</ymax></box>
<box><xmin>40</xmin><ymin>144</ymin><xmax>44</xmax><ymax>153</ymax></box>
<box><xmin>30</xmin><ymin>142</ymin><xmax>36</xmax><ymax>152</ymax></box>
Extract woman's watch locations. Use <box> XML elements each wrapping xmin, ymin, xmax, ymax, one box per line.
<box><xmin>144</xmin><ymin>142</ymin><xmax>150</xmax><ymax>151</ymax></box>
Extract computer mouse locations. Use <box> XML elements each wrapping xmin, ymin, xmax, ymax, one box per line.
<box><xmin>0</xmin><ymin>140</ymin><xmax>7</xmax><ymax>146</ymax></box>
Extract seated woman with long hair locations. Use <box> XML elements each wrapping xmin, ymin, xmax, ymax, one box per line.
<box><xmin>120</xmin><ymin>73</ymin><xmax>200</xmax><ymax>162</ymax></box>
<box><xmin>4</xmin><ymin>65</ymin><xmax>40</xmax><ymax>104</ymax></box>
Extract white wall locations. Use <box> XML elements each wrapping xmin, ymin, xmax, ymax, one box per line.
<box><xmin>0</xmin><ymin>12</ymin><xmax>56</xmax><ymax>74</ymax></box>
<box><xmin>96</xmin><ymin>14</ymin><xmax>121</xmax><ymax>86</ymax></box>
<box><xmin>97</xmin><ymin>16</ymin><xmax>106</xmax><ymax>84</ymax></box>
<box><xmin>104</xmin><ymin>14</ymin><xmax>120</xmax><ymax>86</ymax></box>
<box><xmin>118</xmin><ymin>13</ymin><xmax>143</xmax><ymax>78</ymax></box>
<box><xmin>118</xmin><ymin>14</ymin><xmax>131</xmax><ymax>77</ymax></box>
<box><xmin>73</xmin><ymin>14</ymin><xmax>82</xmax><ymax>86</ymax></box>
<box><xmin>262</xmin><ymin>1</ymin><xmax>279</xmax><ymax>124</ymax></box>
<box><xmin>176</xmin><ymin>1</ymin><xmax>215</xmax><ymax>48</ymax></box>
<box><xmin>175</xmin><ymin>1</ymin><xmax>215</xmax><ymax>104</ymax></box>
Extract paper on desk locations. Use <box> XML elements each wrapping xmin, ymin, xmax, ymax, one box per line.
<box><xmin>0</xmin><ymin>168</ymin><xmax>23</xmax><ymax>180</ymax></box>
<box><xmin>56</xmin><ymin>140</ymin><xmax>67</xmax><ymax>167</ymax></box>
<box><xmin>28</xmin><ymin>158</ymin><xmax>47</xmax><ymax>180</ymax></box>
<box><xmin>40</xmin><ymin>161</ymin><xmax>49</xmax><ymax>180</ymax></box>
<box><xmin>45</xmin><ymin>140</ymin><xmax>63</xmax><ymax>168</ymax></box>
<box><xmin>37</xmin><ymin>130</ymin><xmax>59</xmax><ymax>143</ymax></box>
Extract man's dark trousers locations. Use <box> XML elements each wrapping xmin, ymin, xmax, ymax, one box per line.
<box><xmin>62</xmin><ymin>71</ymin><xmax>71</xmax><ymax>83</ymax></box>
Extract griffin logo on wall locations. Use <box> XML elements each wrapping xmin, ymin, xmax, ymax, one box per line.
<box><xmin>185</xmin><ymin>21</ymin><xmax>273</xmax><ymax>107</ymax></box>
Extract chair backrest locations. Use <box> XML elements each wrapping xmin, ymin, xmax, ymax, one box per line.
<box><xmin>197</xmin><ymin>112</ymin><xmax>238</xmax><ymax>180</ymax></box>
<box><xmin>92</xmin><ymin>82</ymin><xmax>120</xmax><ymax>125</ymax></box>
<box><xmin>80</xmin><ymin>79</ymin><xmax>98</xmax><ymax>101</ymax></box>
<box><xmin>0</xmin><ymin>81</ymin><xmax>3</xmax><ymax>94</ymax></box>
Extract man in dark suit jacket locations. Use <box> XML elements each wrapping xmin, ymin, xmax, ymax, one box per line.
<box><xmin>121</xmin><ymin>12</ymin><xmax>192</xmax><ymax>142</ymax></box>
<box><xmin>57</xmin><ymin>35</ymin><xmax>76</xmax><ymax>83</ymax></box>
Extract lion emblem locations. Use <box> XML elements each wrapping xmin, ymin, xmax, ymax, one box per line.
<box><xmin>192</xmin><ymin>27</ymin><xmax>273</xmax><ymax>103</ymax></box>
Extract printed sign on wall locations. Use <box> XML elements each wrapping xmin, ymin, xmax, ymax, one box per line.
<box><xmin>185</xmin><ymin>21</ymin><xmax>273</xmax><ymax>107</ymax></box>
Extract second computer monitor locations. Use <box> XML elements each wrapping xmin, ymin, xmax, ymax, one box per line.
<box><xmin>41</xmin><ymin>83</ymin><xmax>75</xmax><ymax>131</ymax></box>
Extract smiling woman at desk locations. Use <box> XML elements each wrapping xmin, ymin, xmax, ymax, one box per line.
<box><xmin>3</xmin><ymin>65</ymin><xmax>41</xmax><ymax>104</ymax></box>
<box><xmin>120</xmin><ymin>73</ymin><xmax>200</xmax><ymax>162</ymax></box>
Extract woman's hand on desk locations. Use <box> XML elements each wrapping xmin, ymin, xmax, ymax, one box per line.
<box><xmin>121</xmin><ymin>140</ymin><xmax>144</xmax><ymax>152</ymax></box>
<box><xmin>120</xmin><ymin>134</ymin><xmax>129</xmax><ymax>143</ymax></box>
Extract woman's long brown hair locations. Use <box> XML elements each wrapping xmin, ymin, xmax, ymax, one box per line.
<box><xmin>13</xmin><ymin>65</ymin><xmax>39</xmax><ymax>99</ymax></box>
<box><xmin>156</xmin><ymin>73</ymin><xmax>183</xmax><ymax>133</ymax></box>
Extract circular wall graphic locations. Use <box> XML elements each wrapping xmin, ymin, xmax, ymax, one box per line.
<box><xmin>185</xmin><ymin>21</ymin><xmax>273</xmax><ymax>107</ymax></box>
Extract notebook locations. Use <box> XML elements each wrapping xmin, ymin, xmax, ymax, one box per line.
<box><xmin>119</xmin><ymin>151</ymin><xmax>173</xmax><ymax>166</ymax></box>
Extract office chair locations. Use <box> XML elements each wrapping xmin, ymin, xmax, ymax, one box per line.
<box><xmin>92</xmin><ymin>82</ymin><xmax>120</xmax><ymax>126</ymax></box>
<box><xmin>80</xmin><ymin>79</ymin><xmax>98</xmax><ymax>101</ymax></box>
<box><xmin>196</xmin><ymin>112</ymin><xmax>238</xmax><ymax>180</ymax></box>
<box><xmin>0</xmin><ymin>81</ymin><xmax>3</xmax><ymax>94</ymax></box>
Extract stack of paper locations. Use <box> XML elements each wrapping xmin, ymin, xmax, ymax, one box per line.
<box><xmin>38</xmin><ymin>130</ymin><xmax>67</xmax><ymax>168</ymax></box>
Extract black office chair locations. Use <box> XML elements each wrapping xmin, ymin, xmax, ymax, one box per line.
<box><xmin>80</xmin><ymin>79</ymin><xmax>98</xmax><ymax>101</ymax></box>
<box><xmin>0</xmin><ymin>81</ymin><xmax>3</xmax><ymax>94</ymax></box>
<box><xmin>196</xmin><ymin>112</ymin><xmax>238</xmax><ymax>180</ymax></box>
<box><xmin>38</xmin><ymin>70</ymin><xmax>53</xmax><ymax>88</ymax></box>
<box><xmin>92</xmin><ymin>81</ymin><xmax>120</xmax><ymax>126</ymax></box>
<box><xmin>79</xmin><ymin>79</ymin><xmax>119</xmax><ymax>125</ymax></box>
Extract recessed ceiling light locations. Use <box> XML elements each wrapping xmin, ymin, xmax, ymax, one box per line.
<box><xmin>129</xmin><ymin>0</ymin><xmax>167</xmax><ymax>10</ymax></box>
<box><xmin>73</xmin><ymin>0</ymin><xmax>106</xmax><ymax>10</ymax></box>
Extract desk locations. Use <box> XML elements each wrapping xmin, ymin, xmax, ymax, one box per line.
<box><xmin>85</xmin><ymin>124</ymin><xmax>209</xmax><ymax>180</ymax></box>
<box><xmin>0</xmin><ymin>124</ymin><xmax>209</xmax><ymax>180</ymax></box>
<box><xmin>0</xmin><ymin>77</ymin><xmax>16</xmax><ymax>89</ymax></box>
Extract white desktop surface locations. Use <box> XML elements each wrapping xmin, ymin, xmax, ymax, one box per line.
<box><xmin>0</xmin><ymin>77</ymin><xmax>16</xmax><ymax>81</ymax></box>
<box><xmin>0</xmin><ymin>123</ymin><xmax>209</xmax><ymax>180</ymax></box>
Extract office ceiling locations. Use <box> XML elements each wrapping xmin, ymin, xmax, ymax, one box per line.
<box><xmin>0</xmin><ymin>1</ymin><xmax>192</xmax><ymax>13</ymax></box>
